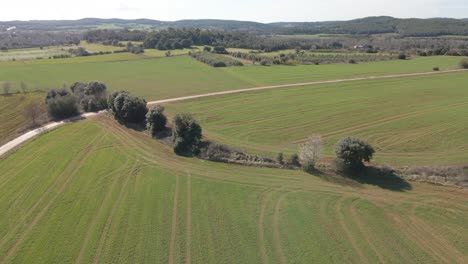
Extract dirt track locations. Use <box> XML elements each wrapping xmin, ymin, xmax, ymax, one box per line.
<box><xmin>1</xmin><ymin>68</ymin><xmax>467</xmax><ymax>158</ymax></box>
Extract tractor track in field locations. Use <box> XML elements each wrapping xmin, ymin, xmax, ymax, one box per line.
<box><xmin>335</xmin><ymin>196</ymin><xmax>370</xmax><ymax>264</ymax></box>
<box><xmin>1</xmin><ymin>68</ymin><xmax>467</xmax><ymax>158</ymax></box>
<box><xmin>91</xmin><ymin>161</ymin><xmax>139</xmax><ymax>264</ymax></box>
<box><xmin>0</xmin><ymin>131</ymin><xmax>103</xmax><ymax>252</ymax></box>
<box><xmin>348</xmin><ymin>198</ymin><xmax>386</xmax><ymax>263</ymax></box>
<box><xmin>168</xmin><ymin>173</ymin><xmax>180</xmax><ymax>264</ymax></box>
<box><xmin>272</xmin><ymin>192</ymin><xmax>288</xmax><ymax>264</ymax></box>
<box><xmin>74</xmin><ymin>152</ymin><xmax>132</xmax><ymax>264</ymax></box>
<box><xmin>185</xmin><ymin>171</ymin><xmax>192</xmax><ymax>264</ymax></box>
<box><xmin>257</xmin><ymin>189</ymin><xmax>273</xmax><ymax>264</ymax></box>
<box><xmin>1</xmin><ymin>132</ymin><xmax>107</xmax><ymax>262</ymax></box>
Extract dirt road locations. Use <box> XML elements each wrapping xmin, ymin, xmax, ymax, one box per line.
<box><xmin>1</xmin><ymin>68</ymin><xmax>467</xmax><ymax>158</ymax></box>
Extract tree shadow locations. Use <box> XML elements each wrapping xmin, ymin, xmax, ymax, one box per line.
<box><xmin>304</xmin><ymin>167</ymin><xmax>364</xmax><ymax>188</ymax></box>
<box><xmin>347</xmin><ymin>166</ymin><xmax>412</xmax><ymax>191</ymax></box>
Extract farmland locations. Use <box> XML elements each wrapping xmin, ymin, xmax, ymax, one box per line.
<box><xmin>0</xmin><ymin>92</ymin><xmax>46</xmax><ymax>145</ymax></box>
<box><xmin>0</xmin><ymin>55</ymin><xmax>462</xmax><ymax>100</ymax></box>
<box><xmin>0</xmin><ymin>116</ymin><xmax>466</xmax><ymax>263</ymax></box>
<box><xmin>164</xmin><ymin>71</ymin><xmax>468</xmax><ymax>166</ymax></box>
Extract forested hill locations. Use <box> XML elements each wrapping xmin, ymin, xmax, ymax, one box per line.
<box><xmin>1</xmin><ymin>16</ymin><xmax>468</xmax><ymax>36</ymax></box>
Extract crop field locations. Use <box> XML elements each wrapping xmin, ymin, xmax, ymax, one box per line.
<box><xmin>0</xmin><ymin>47</ymin><xmax>69</xmax><ymax>62</ymax></box>
<box><xmin>0</xmin><ymin>115</ymin><xmax>466</xmax><ymax>263</ymax></box>
<box><xmin>0</xmin><ymin>56</ymin><xmax>251</xmax><ymax>99</ymax></box>
<box><xmin>165</xmin><ymin>71</ymin><xmax>468</xmax><ymax>166</ymax></box>
<box><xmin>0</xmin><ymin>54</ymin><xmax>463</xmax><ymax>99</ymax></box>
<box><xmin>221</xmin><ymin>56</ymin><xmax>463</xmax><ymax>85</ymax></box>
<box><xmin>0</xmin><ymin>93</ymin><xmax>46</xmax><ymax>145</ymax></box>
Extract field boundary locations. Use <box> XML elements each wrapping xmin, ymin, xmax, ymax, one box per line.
<box><xmin>1</xmin><ymin>68</ymin><xmax>467</xmax><ymax>158</ymax></box>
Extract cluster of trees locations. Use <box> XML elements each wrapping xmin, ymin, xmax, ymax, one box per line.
<box><xmin>83</xmin><ymin>29</ymin><xmax>147</xmax><ymax>43</ymax></box>
<box><xmin>191</xmin><ymin>51</ymin><xmax>243</xmax><ymax>67</ymax></box>
<box><xmin>272</xmin><ymin>17</ymin><xmax>468</xmax><ymax>37</ymax></box>
<box><xmin>44</xmin><ymin>81</ymin><xmax>109</xmax><ymax>119</ymax></box>
<box><xmin>106</xmin><ymin>93</ymin><xmax>202</xmax><ymax>156</ymax></box>
<box><xmin>0</xmin><ymin>31</ymin><xmax>80</xmax><ymax>50</ymax></box>
<box><xmin>281</xmin><ymin>135</ymin><xmax>374</xmax><ymax>173</ymax></box>
<box><xmin>71</xmin><ymin>81</ymin><xmax>108</xmax><ymax>112</ymax></box>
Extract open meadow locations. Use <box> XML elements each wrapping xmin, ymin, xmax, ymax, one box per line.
<box><xmin>0</xmin><ymin>116</ymin><xmax>466</xmax><ymax>263</ymax></box>
<box><xmin>164</xmin><ymin>71</ymin><xmax>468</xmax><ymax>166</ymax></box>
<box><xmin>0</xmin><ymin>55</ymin><xmax>462</xmax><ymax>100</ymax></box>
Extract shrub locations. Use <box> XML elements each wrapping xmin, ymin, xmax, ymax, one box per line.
<box><xmin>260</xmin><ymin>59</ymin><xmax>270</xmax><ymax>66</ymax></box>
<box><xmin>348</xmin><ymin>59</ymin><xmax>357</xmax><ymax>64</ymax></box>
<box><xmin>2</xmin><ymin>82</ymin><xmax>11</xmax><ymax>94</ymax></box>
<box><xmin>46</xmin><ymin>95</ymin><xmax>79</xmax><ymax>119</ymax></box>
<box><xmin>433</xmin><ymin>67</ymin><xmax>440</xmax><ymax>71</ymax></box>
<box><xmin>302</xmin><ymin>160</ymin><xmax>315</xmax><ymax>173</ymax></box>
<box><xmin>213</xmin><ymin>61</ymin><xmax>227</xmax><ymax>67</ymax></box>
<box><xmin>299</xmin><ymin>135</ymin><xmax>323</xmax><ymax>169</ymax></box>
<box><xmin>398</xmin><ymin>54</ymin><xmax>407</xmax><ymax>60</ymax></box>
<box><xmin>288</xmin><ymin>154</ymin><xmax>300</xmax><ymax>166</ymax></box>
<box><xmin>460</xmin><ymin>58</ymin><xmax>468</xmax><ymax>69</ymax></box>
<box><xmin>172</xmin><ymin>113</ymin><xmax>202</xmax><ymax>155</ymax></box>
<box><xmin>203</xmin><ymin>46</ymin><xmax>212</xmax><ymax>52</ymax></box>
<box><xmin>45</xmin><ymin>88</ymin><xmax>70</xmax><ymax>103</ymax></box>
<box><xmin>203</xmin><ymin>143</ymin><xmax>232</xmax><ymax>161</ymax></box>
<box><xmin>213</xmin><ymin>46</ymin><xmax>227</xmax><ymax>54</ymax></box>
<box><xmin>335</xmin><ymin>137</ymin><xmax>375</xmax><ymax>171</ymax></box>
<box><xmin>146</xmin><ymin>105</ymin><xmax>167</xmax><ymax>136</ymax></box>
<box><xmin>276</xmin><ymin>152</ymin><xmax>284</xmax><ymax>164</ymax></box>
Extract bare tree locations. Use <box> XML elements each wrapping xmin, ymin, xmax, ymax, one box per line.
<box><xmin>24</xmin><ymin>102</ymin><xmax>41</xmax><ymax>126</ymax></box>
<box><xmin>299</xmin><ymin>135</ymin><xmax>323</xmax><ymax>169</ymax></box>
<box><xmin>2</xmin><ymin>82</ymin><xmax>11</xmax><ymax>94</ymax></box>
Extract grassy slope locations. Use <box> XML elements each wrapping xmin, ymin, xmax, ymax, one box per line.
<box><xmin>0</xmin><ymin>93</ymin><xmax>46</xmax><ymax>145</ymax></box>
<box><xmin>0</xmin><ymin>116</ymin><xmax>466</xmax><ymax>263</ymax></box>
<box><xmin>165</xmin><ymin>71</ymin><xmax>468</xmax><ymax>166</ymax></box>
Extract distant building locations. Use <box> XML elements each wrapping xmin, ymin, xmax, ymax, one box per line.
<box><xmin>6</xmin><ymin>26</ymin><xmax>16</xmax><ymax>31</ymax></box>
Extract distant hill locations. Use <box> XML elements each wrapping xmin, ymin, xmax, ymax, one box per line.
<box><xmin>1</xmin><ymin>16</ymin><xmax>468</xmax><ymax>36</ymax></box>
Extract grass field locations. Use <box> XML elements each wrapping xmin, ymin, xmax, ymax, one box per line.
<box><xmin>0</xmin><ymin>116</ymin><xmax>466</xmax><ymax>263</ymax></box>
<box><xmin>0</xmin><ymin>47</ymin><xmax>69</xmax><ymax>62</ymax></box>
<box><xmin>221</xmin><ymin>56</ymin><xmax>463</xmax><ymax>86</ymax></box>
<box><xmin>0</xmin><ymin>93</ymin><xmax>46</xmax><ymax>145</ymax></box>
<box><xmin>164</xmin><ymin>71</ymin><xmax>468</xmax><ymax>166</ymax></box>
<box><xmin>0</xmin><ymin>55</ymin><xmax>463</xmax><ymax>99</ymax></box>
<box><xmin>0</xmin><ymin>56</ymin><xmax>251</xmax><ymax>99</ymax></box>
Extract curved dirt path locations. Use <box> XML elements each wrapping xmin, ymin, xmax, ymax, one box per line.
<box><xmin>1</xmin><ymin>68</ymin><xmax>467</xmax><ymax>158</ymax></box>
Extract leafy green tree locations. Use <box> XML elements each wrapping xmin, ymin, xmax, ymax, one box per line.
<box><xmin>172</xmin><ymin>113</ymin><xmax>202</xmax><ymax>155</ymax></box>
<box><xmin>335</xmin><ymin>137</ymin><xmax>375</xmax><ymax>171</ymax></box>
<box><xmin>146</xmin><ymin>105</ymin><xmax>167</xmax><ymax>136</ymax></box>
<box><xmin>460</xmin><ymin>58</ymin><xmax>468</xmax><ymax>69</ymax></box>
<box><xmin>46</xmin><ymin>95</ymin><xmax>79</xmax><ymax>119</ymax></box>
<box><xmin>112</xmin><ymin>93</ymin><xmax>147</xmax><ymax>124</ymax></box>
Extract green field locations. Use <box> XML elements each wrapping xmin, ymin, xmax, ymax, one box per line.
<box><xmin>0</xmin><ymin>55</ymin><xmax>463</xmax><ymax>99</ymax></box>
<box><xmin>165</xmin><ymin>71</ymin><xmax>468</xmax><ymax>166</ymax></box>
<box><xmin>0</xmin><ymin>93</ymin><xmax>46</xmax><ymax>145</ymax></box>
<box><xmin>221</xmin><ymin>56</ymin><xmax>463</xmax><ymax>86</ymax></box>
<box><xmin>0</xmin><ymin>55</ymin><xmax>250</xmax><ymax>99</ymax></box>
<box><xmin>0</xmin><ymin>47</ymin><xmax>69</xmax><ymax>62</ymax></box>
<box><xmin>0</xmin><ymin>116</ymin><xmax>466</xmax><ymax>263</ymax></box>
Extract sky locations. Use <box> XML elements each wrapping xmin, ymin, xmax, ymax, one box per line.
<box><xmin>1</xmin><ymin>0</ymin><xmax>468</xmax><ymax>22</ymax></box>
